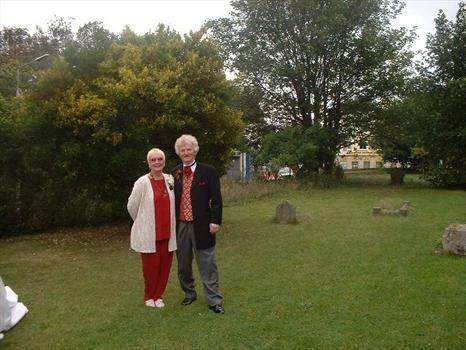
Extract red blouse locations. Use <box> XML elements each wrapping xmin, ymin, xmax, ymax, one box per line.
<box><xmin>149</xmin><ymin>176</ymin><xmax>171</xmax><ymax>241</ymax></box>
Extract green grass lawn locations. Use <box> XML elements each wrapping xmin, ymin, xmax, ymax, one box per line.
<box><xmin>1</xmin><ymin>173</ymin><xmax>465</xmax><ymax>349</ymax></box>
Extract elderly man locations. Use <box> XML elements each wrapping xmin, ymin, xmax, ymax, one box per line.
<box><xmin>173</xmin><ymin>134</ymin><xmax>224</xmax><ymax>314</ymax></box>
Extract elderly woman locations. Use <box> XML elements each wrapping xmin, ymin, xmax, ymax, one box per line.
<box><xmin>128</xmin><ymin>148</ymin><xmax>177</xmax><ymax>308</ymax></box>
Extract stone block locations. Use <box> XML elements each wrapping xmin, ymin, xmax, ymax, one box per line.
<box><xmin>442</xmin><ymin>224</ymin><xmax>466</xmax><ymax>256</ymax></box>
<box><xmin>372</xmin><ymin>207</ymin><xmax>382</xmax><ymax>214</ymax></box>
<box><xmin>275</xmin><ymin>200</ymin><xmax>297</xmax><ymax>224</ymax></box>
<box><xmin>373</xmin><ymin>201</ymin><xmax>410</xmax><ymax>216</ymax></box>
<box><xmin>399</xmin><ymin>207</ymin><xmax>408</xmax><ymax>216</ymax></box>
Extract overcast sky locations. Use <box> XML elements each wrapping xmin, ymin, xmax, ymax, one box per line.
<box><xmin>0</xmin><ymin>0</ymin><xmax>462</xmax><ymax>53</ymax></box>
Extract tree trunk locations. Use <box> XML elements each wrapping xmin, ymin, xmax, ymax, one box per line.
<box><xmin>390</xmin><ymin>168</ymin><xmax>405</xmax><ymax>185</ymax></box>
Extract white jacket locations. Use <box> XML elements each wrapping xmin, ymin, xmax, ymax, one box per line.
<box><xmin>127</xmin><ymin>173</ymin><xmax>177</xmax><ymax>253</ymax></box>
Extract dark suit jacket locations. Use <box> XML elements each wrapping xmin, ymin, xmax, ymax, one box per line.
<box><xmin>173</xmin><ymin>162</ymin><xmax>223</xmax><ymax>249</ymax></box>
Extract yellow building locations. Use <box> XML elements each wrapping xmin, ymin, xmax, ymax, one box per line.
<box><xmin>337</xmin><ymin>144</ymin><xmax>384</xmax><ymax>170</ymax></box>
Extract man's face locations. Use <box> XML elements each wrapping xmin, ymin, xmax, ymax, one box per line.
<box><xmin>179</xmin><ymin>144</ymin><xmax>196</xmax><ymax>165</ymax></box>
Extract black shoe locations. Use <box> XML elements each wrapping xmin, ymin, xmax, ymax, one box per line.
<box><xmin>209</xmin><ymin>304</ymin><xmax>225</xmax><ymax>314</ymax></box>
<box><xmin>181</xmin><ymin>297</ymin><xmax>197</xmax><ymax>306</ymax></box>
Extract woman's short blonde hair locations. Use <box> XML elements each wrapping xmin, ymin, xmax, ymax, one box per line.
<box><xmin>146</xmin><ymin>148</ymin><xmax>165</xmax><ymax>162</ymax></box>
<box><xmin>174</xmin><ymin>134</ymin><xmax>199</xmax><ymax>155</ymax></box>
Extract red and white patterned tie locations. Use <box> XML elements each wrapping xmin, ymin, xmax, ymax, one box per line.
<box><xmin>180</xmin><ymin>166</ymin><xmax>193</xmax><ymax>221</ymax></box>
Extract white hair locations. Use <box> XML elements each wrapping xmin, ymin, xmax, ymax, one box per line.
<box><xmin>146</xmin><ymin>148</ymin><xmax>165</xmax><ymax>162</ymax></box>
<box><xmin>174</xmin><ymin>134</ymin><xmax>199</xmax><ymax>155</ymax></box>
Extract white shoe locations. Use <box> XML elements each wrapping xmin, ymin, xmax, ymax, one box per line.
<box><xmin>155</xmin><ymin>299</ymin><xmax>165</xmax><ymax>308</ymax></box>
<box><xmin>145</xmin><ymin>299</ymin><xmax>156</xmax><ymax>307</ymax></box>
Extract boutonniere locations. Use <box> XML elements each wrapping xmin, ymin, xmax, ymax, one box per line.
<box><xmin>173</xmin><ymin>168</ymin><xmax>182</xmax><ymax>182</ymax></box>
<box><xmin>167</xmin><ymin>175</ymin><xmax>174</xmax><ymax>190</ymax></box>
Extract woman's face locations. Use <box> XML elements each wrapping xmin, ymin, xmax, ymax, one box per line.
<box><xmin>148</xmin><ymin>152</ymin><xmax>165</xmax><ymax>173</ymax></box>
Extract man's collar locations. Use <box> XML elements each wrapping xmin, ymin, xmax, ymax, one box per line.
<box><xmin>183</xmin><ymin>161</ymin><xmax>197</xmax><ymax>172</ymax></box>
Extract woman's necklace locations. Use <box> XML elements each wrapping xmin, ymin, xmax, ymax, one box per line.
<box><xmin>149</xmin><ymin>174</ymin><xmax>168</xmax><ymax>198</ymax></box>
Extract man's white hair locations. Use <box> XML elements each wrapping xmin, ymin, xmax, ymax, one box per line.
<box><xmin>174</xmin><ymin>134</ymin><xmax>199</xmax><ymax>155</ymax></box>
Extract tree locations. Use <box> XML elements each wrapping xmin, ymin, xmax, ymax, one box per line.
<box><xmin>0</xmin><ymin>95</ymin><xmax>25</xmax><ymax>230</ymax></box>
<box><xmin>254</xmin><ymin>124</ymin><xmax>335</xmax><ymax>177</ymax></box>
<box><xmin>229</xmin><ymin>84</ymin><xmax>274</xmax><ymax>152</ymax></box>
<box><xmin>2</xmin><ymin>24</ymin><xmax>243</xmax><ymax>232</ymax></box>
<box><xmin>64</xmin><ymin>21</ymin><xmax>115</xmax><ymax>76</ymax></box>
<box><xmin>368</xmin><ymin>84</ymin><xmax>425</xmax><ymax>184</ymax></box>
<box><xmin>418</xmin><ymin>3</ymin><xmax>466</xmax><ymax>187</ymax></box>
<box><xmin>210</xmin><ymin>0</ymin><xmax>415</xmax><ymax>174</ymax></box>
<box><xmin>0</xmin><ymin>18</ymin><xmax>72</xmax><ymax>98</ymax></box>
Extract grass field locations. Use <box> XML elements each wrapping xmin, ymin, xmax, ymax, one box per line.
<box><xmin>1</xmin><ymin>173</ymin><xmax>465</xmax><ymax>349</ymax></box>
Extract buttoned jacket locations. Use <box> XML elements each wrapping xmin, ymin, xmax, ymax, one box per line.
<box><xmin>173</xmin><ymin>162</ymin><xmax>223</xmax><ymax>249</ymax></box>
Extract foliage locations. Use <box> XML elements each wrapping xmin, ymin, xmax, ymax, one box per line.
<box><xmin>367</xmin><ymin>3</ymin><xmax>466</xmax><ymax>187</ymax></box>
<box><xmin>425</xmin><ymin>4</ymin><xmax>466</xmax><ymax>83</ymax></box>
<box><xmin>419</xmin><ymin>78</ymin><xmax>466</xmax><ymax>187</ymax></box>
<box><xmin>0</xmin><ymin>22</ymin><xmax>243</xmax><ymax>232</ymax></box>
<box><xmin>367</xmin><ymin>80</ymin><xmax>426</xmax><ymax>185</ymax></box>
<box><xmin>0</xmin><ymin>18</ymin><xmax>72</xmax><ymax>98</ymax></box>
<box><xmin>254</xmin><ymin>124</ymin><xmax>335</xmax><ymax>176</ymax></box>
<box><xmin>417</xmin><ymin>3</ymin><xmax>466</xmax><ymax>187</ymax></box>
<box><xmin>64</xmin><ymin>21</ymin><xmax>115</xmax><ymax>76</ymax></box>
<box><xmin>210</xmin><ymin>0</ymin><xmax>415</xmax><ymax>173</ymax></box>
<box><xmin>229</xmin><ymin>84</ymin><xmax>273</xmax><ymax>152</ymax></box>
<box><xmin>369</xmin><ymin>95</ymin><xmax>421</xmax><ymax>169</ymax></box>
<box><xmin>0</xmin><ymin>96</ymin><xmax>24</xmax><ymax>228</ymax></box>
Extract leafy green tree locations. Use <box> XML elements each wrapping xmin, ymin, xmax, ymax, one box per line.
<box><xmin>0</xmin><ymin>18</ymin><xmax>72</xmax><ymax>98</ymax></box>
<box><xmin>368</xmin><ymin>85</ymin><xmax>425</xmax><ymax>184</ymax></box>
<box><xmin>0</xmin><ymin>27</ymin><xmax>39</xmax><ymax>97</ymax></box>
<box><xmin>3</xmin><ymin>24</ymin><xmax>243</xmax><ymax>232</ymax></box>
<box><xmin>254</xmin><ymin>124</ymin><xmax>335</xmax><ymax>177</ymax></box>
<box><xmin>44</xmin><ymin>16</ymin><xmax>74</xmax><ymax>55</ymax></box>
<box><xmin>64</xmin><ymin>21</ymin><xmax>114</xmax><ymax>76</ymax></box>
<box><xmin>230</xmin><ymin>84</ymin><xmax>273</xmax><ymax>152</ymax></box>
<box><xmin>210</xmin><ymin>0</ymin><xmax>415</xmax><ymax>174</ymax></box>
<box><xmin>0</xmin><ymin>96</ymin><xmax>24</xmax><ymax>230</ymax></box>
<box><xmin>418</xmin><ymin>3</ymin><xmax>466</xmax><ymax>187</ymax></box>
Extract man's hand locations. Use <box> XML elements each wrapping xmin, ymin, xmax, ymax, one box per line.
<box><xmin>209</xmin><ymin>223</ymin><xmax>220</xmax><ymax>234</ymax></box>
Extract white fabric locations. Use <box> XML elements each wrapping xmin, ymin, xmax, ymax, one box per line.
<box><xmin>5</xmin><ymin>287</ymin><xmax>18</xmax><ymax>307</ymax></box>
<box><xmin>128</xmin><ymin>173</ymin><xmax>177</xmax><ymax>253</ymax></box>
<box><xmin>7</xmin><ymin>303</ymin><xmax>28</xmax><ymax>331</ymax></box>
<box><xmin>0</xmin><ymin>279</ymin><xmax>28</xmax><ymax>332</ymax></box>
<box><xmin>0</xmin><ymin>279</ymin><xmax>9</xmax><ymax>331</ymax></box>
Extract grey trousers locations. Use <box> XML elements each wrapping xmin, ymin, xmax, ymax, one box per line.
<box><xmin>176</xmin><ymin>221</ymin><xmax>223</xmax><ymax>306</ymax></box>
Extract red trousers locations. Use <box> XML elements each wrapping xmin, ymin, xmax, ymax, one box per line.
<box><xmin>140</xmin><ymin>240</ymin><xmax>173</xmax><ymax>301</ymax></box>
